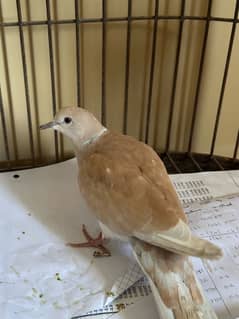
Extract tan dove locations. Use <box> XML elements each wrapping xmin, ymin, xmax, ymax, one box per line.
<box><xmin>40</xmin><ymin>107</ymin><xmax>222</xmax><ymax>319</ymax></box>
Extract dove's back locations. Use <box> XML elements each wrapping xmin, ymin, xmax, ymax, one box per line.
<box><xmin>77</xmin><ymin>130</ymin><xmax>186</xmax><ymax>236</ymax></box>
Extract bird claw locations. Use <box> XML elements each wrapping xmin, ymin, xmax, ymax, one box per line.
<box><xmin>66</xmin><ymin>224</ymin><xmax>111</xmax><ymax>257</ymax></box>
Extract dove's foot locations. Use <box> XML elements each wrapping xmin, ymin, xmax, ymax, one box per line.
<box><xmin>66</xmin><ymin>224</ymin><xmax>111</xmax><ymax>257</ymax></box>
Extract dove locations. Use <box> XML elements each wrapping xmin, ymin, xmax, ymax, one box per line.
<box><xmin>40</xmin><ymin>107</ymin><xmax>222</xmax><ymax>319</ymax></box>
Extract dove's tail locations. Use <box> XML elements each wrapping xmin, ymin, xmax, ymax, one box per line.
<box><xmin>131</xmin><ymin>238</ymin><xmax>218</xmax><ymax>319</ymax></box>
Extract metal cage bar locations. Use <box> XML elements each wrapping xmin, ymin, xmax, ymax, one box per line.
<box><xmin>188</xmin><ymin>0</ymin><xmax>212</xmax><ymax>154</ymax></box>
<box><xmin>45</xmin><ymin>0</ymin><xmax>59</xmax><ymax>162</ymax></box>
<box><xmin>75</xmin><ymin>0</ymin><xmax>81</xmax><ymax>107</ymax></box>
<box><xmin>101</xmin><ymin>0</ymin><xmax>107</xmax><ymax>126</ymax></box>
<box><xmin>0</xmin><ymin>1</ymin><xmax>18</xmax><ymax>161</ymax></box>
<box><xmin>210</xmin><ymin>0</ymin><xmax>239</xmax><ymax>156</ymax></box>
<box><xmin>165</xmin><ymin>0</ymin><xmax>185</xmax><ymax>152</ymax></box>
<box><xmin>145</xmin><ymin>0</ymin><xmax>159</xmax><ymax>144</ymax></box>
<box><xmin>0</xmin><ymin>85</ymin><xmax>10</xmax><ymax>162</ymax></box>
<box><xmin>233</xmin><ymin>130</ymin><xmax>239</xmax><ymax>161</ymax></box>
<box><xmin>16</xmin><ymin>0</ymin><xmax>35</xmax><ymax>164</ymax></box>
<box><xmin>123</xmin><ymin>0</ymin><xmax>132</xmax><ymax>134</ymax></box>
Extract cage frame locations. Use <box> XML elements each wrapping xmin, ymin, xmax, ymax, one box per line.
<box><xmin>0</xmin><ymin>0</ymin><xmax>238</xmax><ymax>174</ymax></box>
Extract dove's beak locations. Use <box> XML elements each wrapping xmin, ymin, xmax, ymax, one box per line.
<box><xmin>40</xmin><ymin>121</ymin><xmax>56</xmax><ymax>130</ymax></box>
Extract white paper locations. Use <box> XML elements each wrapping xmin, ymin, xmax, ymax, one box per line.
<box><xmin>0</xmin><ymin>159</ymin><xmax>136</xmax><ymax>319</ymax></box>
<box><xmin>171</xmin><ymin>170</ymin><xmax>239</xmax><ymax>203</ymax></box>
<box><xmin>1</xmin><ymin>159</ymin><xmax>239</xmax><ymax>319</ymax></box>
<box><xmin>77</xmin><ymin>277</ymin><xmax>152</xmax><ymax>319</ymax></box>
<box><xmin>188</xmin><ymin>195</ymin><xmax>239</xmax><ymax>319</ymax></box>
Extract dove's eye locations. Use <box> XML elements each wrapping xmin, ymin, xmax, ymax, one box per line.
<box><xmin>64</xmin><ymin>117</ymin><xmax>72</xmax><ymax>124</ymax></box>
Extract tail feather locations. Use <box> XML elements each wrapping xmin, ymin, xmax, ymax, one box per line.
<box><xmin>144</xmin><ymin>233</ymin><xmax>223</xmax><ymax>260</ymax></box>
<box><xmin>131</xmin><ymin>238</ymin><xmax>218</xmax><ymax>319</ymax></box>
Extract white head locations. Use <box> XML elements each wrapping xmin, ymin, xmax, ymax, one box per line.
<box><xmin>40</xmin><ymin>107</ymin><xmax>106</xmax><ymax>147</ymax></box>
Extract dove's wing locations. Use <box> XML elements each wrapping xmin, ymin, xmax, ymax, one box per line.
<box><xmin>78</xmin><ymin>132</ymin><xmax>222</xmax><ymax>259</ymax></box>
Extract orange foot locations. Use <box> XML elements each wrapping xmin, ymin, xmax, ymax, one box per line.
<box><xmin>67</xmin><ymin>224</ymin><xmax>111</xmax><ymax>257</ymax></box>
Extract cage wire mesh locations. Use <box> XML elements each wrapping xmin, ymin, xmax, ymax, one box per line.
<box><xmin>0</xmin><ymin>0</ymin><xmax>238</xmax><ymax>173</ymax></box>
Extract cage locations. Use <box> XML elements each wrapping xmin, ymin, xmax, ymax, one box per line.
<box><xmin>0</xmin><ymin>0</ymin><xmax>238</xmax><ymax>174</ymax></box>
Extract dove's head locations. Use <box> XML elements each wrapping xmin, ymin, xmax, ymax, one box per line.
<box><xmin>40</xmin><ymin>107</ymin><xmax>106</xmax><ymax>147</ymax></box>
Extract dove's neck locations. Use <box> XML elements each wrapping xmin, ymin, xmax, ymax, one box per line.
<box><xmin>72</xmin><ymin>118</ymin><xmax>107</xmax><ymax>153</ymax></box>
<box><xmin>73</xmin><ymin>125</ymin><xmax>107</xmax><ymax>166</ymax></box>
<box><xmin>82</xmin><ymin>127</ymin><xmax>107</xmax><ymax>146</ymax></box>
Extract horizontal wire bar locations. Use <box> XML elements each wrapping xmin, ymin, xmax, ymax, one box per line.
<box><xmin>2</xmin><ymin>15</ymin><xmax>239</xmax><ymax>27</ymax></box>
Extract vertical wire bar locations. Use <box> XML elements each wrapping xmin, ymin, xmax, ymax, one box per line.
<box><xmin>210</xmin><ymin>0</ymin><xmax>239</xmax><ymax>156</ymax></box>
<box><xmin>75</xmin><ymin>0</ymin><xmax>81</xmax><ymax>107</ymax></box>
<box><xmin>233</xmin><ymin>129</ymin><xmax>239</xmax><ymax>160</ymax></box>
<box><xmin>145</xmin><ymin>0</ymin><xmax>159</xmax><ymax>144</ymax></box>
<box><xmin>52</xmin><ymin>2</ymin><xmax>64</xmax><ymax>160</ymax></box>
<box><xmin>16</xmin><ymin>0</ymin><xmax>35</xmax><ymax>164</ymax></box>
<box><xmin>45</xmin><ymin>0</ymin><xmax>59</xmax><ymax>161</ymax></box>
<box><xmin>0</xmin><ymin>2</ymin><xmax>18</xmax><ymax>161</ymax></box>
<box><xmin>101</xmin><ymin>0</ymin><xmax>107</xmax><ymax>125</ymax></box>
<box><xmin>165</xmin><ymin>0</ymin><xmax>185</xmax><ymax>152</ymax></box>
<box><xmin>123</xmin><ymin>0</ymin><xmax>132</xmax><ymax>134</ymax></box>
<box><xmin>187</xmin><ymin>0</ymin><xmax>212</xmax><ymax>153</ymax></box>
<box><xmin>0</xmin><ymin>85</ymin><xmax>10</xmax><ymax>161</ymax></box>
<box><xmin>26</xmin><ymin>0</ymin><xmax>42</xmax><ymax>162</ymax></box>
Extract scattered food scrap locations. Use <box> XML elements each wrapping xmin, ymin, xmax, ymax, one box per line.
<box><xmin>116</xmin><ymin>303</ymin><xmax>126</xmax><ymax>311</ymax></box>
<box><xmin>55</xmin><ymin>272</ymin><xmax>62</xmax><ymax>281</ymax></box>
<box><xmin>106</xmin><ymin>291</ymin><xmax>115</xmax><ymax>297</ymax></box>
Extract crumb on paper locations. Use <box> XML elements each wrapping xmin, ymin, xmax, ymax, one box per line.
<box><xmin>32</xmin><ymin>287</ymin><xmax>37</xmax><ymax>294</ymax></box>
<box><xmin>55</xmin><ymin>272</ymin><xmax>62</xmax><ymax>281</ymax></box>
<box><xmin>106</xmin><ymin>291</ymin><xmax>115</xmax><ymax>297</ymax></box>
<box><xmin>39</xmin><ymin>294</ymin><xmax>43</xmax><ymax>298</ymax></box>
<box><xmin>116</xmin><ymin>303</ymin><xmax>126</xmax><ymax>311</ymax></box>
<box><xmin>22</xmin><ymin>231</ymin><xmax>25</xmax><ymax>235</ymax></box>
<box><xmin>25</xmin><ymin>296</ymin><xmax>33</xmax><ymax>301</ymax></box>
<box><xmin>10</xmin><ymin>265</ymin><xmax>20</xmax><ymax>276</ymax></box>
<box><xmin>53</xmin><ymin>301</ymin><xmax>63</xmax><ymax>309</ymax></box>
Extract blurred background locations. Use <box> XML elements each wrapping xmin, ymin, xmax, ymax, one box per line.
<box><xmin>0</xmin><ymin>0</ymin><xmax>238</xmax><ymax>171</ymax></box>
